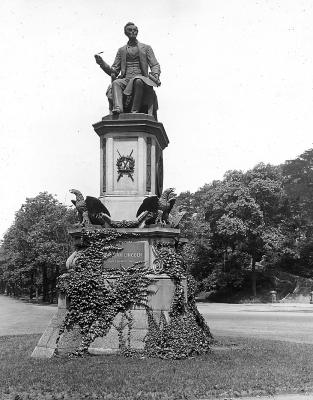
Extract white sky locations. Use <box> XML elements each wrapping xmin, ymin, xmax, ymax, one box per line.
<box><xmin>1</xmin><ymin>0</ymin><xmax>313</xmax><ymax>239</ymax></box>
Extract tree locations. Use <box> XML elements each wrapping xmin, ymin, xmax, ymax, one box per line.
<box><xmin>203</xmin><ymin>164</ymin><xmax>293</xmax><ymax>297</ymax></box>
<box><xmin>175</xmin><ymin>191</ymin><xmax>216</xmax><ymax>284</ymax></box>
<box><xmin>280</xmin><ymin>148</ymin><xmax>313</xmax><ymax>275</ymax></box>
<box><xmin>0</xmin><ymin>192</ymin><xmax>76</xmax><ymax>301</ymax></box>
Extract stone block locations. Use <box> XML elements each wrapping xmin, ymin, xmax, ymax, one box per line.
<box><xmin>89</xmin><ymin>325</ymin><xmax>119</xmax><ymax>353</ymax></box>
<box><xmin>147</xmin><ymin>277</ymin><xmax>176</xmax><ymax>310</ymax></box>
<box><xmin>46</xmin><ymin>328</ymin><xmax>63</xmax><ymax>349</ymax></box>
<box><xmin>36</xmin><ymin>327</ymin><xmax>55</xmax><ymax>347</ymax></box>
<box><xmin>31</xmin><ymin>309</ymin><xmax>67</xmax><ymax>359</ymax></box>
<box><xmin>31</xmin><ymin>346</ymin><xmax>55</xmax><ymax>359</ymax></box>
<box><xmin>129</xmin><ymin>328</ymin><xmax>147</xmax><ymax>349</ymax></box>
<box><xmin>88</xmin><ymin>310</ymin><xmax>150</xmax><ymax>353</ymax></box>
<box><xmin>89</xmin><ymin>347</ymin><xmax>119</xmax><ymax>355</ymax></box>
<box><xmin>58</xmin><ymin>294</ymin><xmax>69</xmax><ymax>309</ymax></box>
<box><xmin>130</xmin><ymin>309</ymin><xmax>149</xmax><ymax>330</ymax></box>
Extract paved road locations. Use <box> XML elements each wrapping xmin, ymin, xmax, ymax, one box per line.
<box><xmin>2</xmin><ymin>295</ymin><xmax>313</xmax><ymax>345</ymax></box>
<box><xmin>199</xmin><ymin>302</ymin><xmax>313</xmax><ymax>344</ymax></box>
<box><xmin>0</xmin><ymin>295</ymin><xmax>56</xmax><ymax>336</ymax></box>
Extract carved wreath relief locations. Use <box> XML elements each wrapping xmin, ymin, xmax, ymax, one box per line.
<box><xmin>116</xmin><ymin>149</ymin><xmax>135</xmax><ymax>182</ymax></box>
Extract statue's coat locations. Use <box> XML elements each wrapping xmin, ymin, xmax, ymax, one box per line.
<box><xmin>111</xmin><ymin>42</ymin><xmax>161</xmax><ymax>79</ymax></box>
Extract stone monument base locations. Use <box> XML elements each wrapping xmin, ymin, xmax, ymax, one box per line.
<box><xmin>32</xmin><ymin>274</ymin><xmax>187</xmax><ymax>358</ymax></box>
<box><xmin>32</xmin><ymin>226</ymin><xmax>187</xmax><ymax>358</ymax></box>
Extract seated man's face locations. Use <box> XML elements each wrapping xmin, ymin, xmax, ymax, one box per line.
<box><xmin>126</xmin><ymin>25</ymin><xmax>138</xmax><ymax>40</ymax></box>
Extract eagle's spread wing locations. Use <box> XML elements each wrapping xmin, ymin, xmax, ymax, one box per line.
<box><xmin>136</xmin><ymin>196</ymin><xmax>159</xmax><ymax>217</ymax></box>
<box><xmin>85</xmin><ymin>196</ymin><xmax>111</xmax><ymax>217</ymax></box>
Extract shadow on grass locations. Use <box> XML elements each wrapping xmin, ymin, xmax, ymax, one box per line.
<box><xmin>1</xmin><ymin>334</ymin><xmax>313</xmax><ymax>399</ymax></box>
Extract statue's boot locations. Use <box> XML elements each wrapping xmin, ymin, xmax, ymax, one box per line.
<box><xmin>112</xmin><ymin>82</ymin><xmax>123</xmax><ymax>114</ymax></box>
<box><xmin>131</xmin><ymin>79</ymin><xmax>144</xmax><ymax>113</ymax></box>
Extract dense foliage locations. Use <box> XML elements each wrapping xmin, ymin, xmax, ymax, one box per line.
<box><xmin>281</xmin><ymin>148</ymin><xmax>313</xmax><ymax>276</ymax></box>
<box><xmin>57</xmin><ymin>229</ymin><xmax>152</xmax><ymax>355</ymax></box>
<box><xmin>176</xmin><ymin>149</ymin><xmax>313</xmax><ymax>299</ymax></box>
<box><xmin>0</xmin><ymin>192</ymin><xmax>76</xmax><ymax>301</ymax></box>
<box><xmin>57</xmin><ymin>230</ymin><xmax>212</xmax><ymax>358</ymax></box>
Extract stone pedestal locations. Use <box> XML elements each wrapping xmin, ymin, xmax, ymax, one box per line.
<box><xmin>32</xmin><ymin>113</ymin><xmax>189</xmax><ymax>359</ymax></box>
<box><xmin>57</xmin><ymin>274</ymin><xmax>187</xmax><ymax>356</ymax></box>
<box><xmin>93</xmin><ymin>114</ymin><xmax>169</xmax><ymax>220</ymax></box>
<box><xmin>68</xmin><ymin>225</ymin><xmax>180</xmax><ymax>269</ymax></box>
<box><xmin>32</xmin><ymin>226</ymin><xmax>187</xmax><ymax>358</ymax></box>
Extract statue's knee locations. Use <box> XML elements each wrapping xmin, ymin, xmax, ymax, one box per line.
<box><xmin>134</xmin><ymin>79</ymin><xmax>144</xmax><ymax>88</ymax></box>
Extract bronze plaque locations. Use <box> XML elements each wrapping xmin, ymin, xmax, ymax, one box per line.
<box><xmin>103</xmin><ymin>241</ymin><xmax>145</xmax><ymax>270</ymax></box>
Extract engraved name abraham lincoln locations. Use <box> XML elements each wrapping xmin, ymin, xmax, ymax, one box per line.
<box><xmin>95</xmin><ymin>22</ymin><xmax>161</xmax><ymax>118</ymax></box>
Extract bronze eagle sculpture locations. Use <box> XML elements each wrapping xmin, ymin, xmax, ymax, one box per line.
<box><xmin>69</xmin><ymin>189</ymin><xmax>110</xmax><ymax>226</ymax></box>
<box><xmin>136</xmin><ymin>188</ymin><xmax>177</xmax><ymax>225</ymax></box>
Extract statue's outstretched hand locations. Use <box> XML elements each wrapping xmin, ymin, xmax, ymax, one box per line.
<box><xmin>94</xmin><ymin>54</ymin><xmax>104</xmax><ymax>65</ymax></box>
<box><xmin>94</xmin><ymin>55</ymin><xmax>113</xmax><ymax>77</ymax></box>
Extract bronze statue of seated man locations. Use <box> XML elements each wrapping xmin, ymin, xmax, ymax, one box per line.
<box><xmin>95</xmin><ymin>22</ymin><xmax>161</xmax><ymax>119</ymax></box>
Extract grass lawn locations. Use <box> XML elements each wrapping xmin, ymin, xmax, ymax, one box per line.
<box><xmin>1</xmin><ymin>334</ymin><xmax>313</xmax><ymax>399</ymax></box>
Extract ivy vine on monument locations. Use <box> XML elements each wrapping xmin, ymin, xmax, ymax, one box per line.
<box><xmin>57</xmin><ymin>229</ymin><xmax>212</xmax><ymax>359</ymax></box>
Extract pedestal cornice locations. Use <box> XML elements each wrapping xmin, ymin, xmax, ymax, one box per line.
<box><xmin>93</xmin><ymin>113</ymin><xmax>169</xmax><ymax>150</ymax></box>
<box><xmin>68</xmin><ymin>225</ymin><xmax>180</xmax><ymax>240</ymax></box>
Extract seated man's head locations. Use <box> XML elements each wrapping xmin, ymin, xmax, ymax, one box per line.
<box><xmin>124</xmin><ymin>22</ymin><xmax>138</xmax><ymax>39</ymax></box>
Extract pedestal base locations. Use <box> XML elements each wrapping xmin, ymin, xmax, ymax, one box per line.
<box><xmin>56</xmin><ymin>274</ymin><xmax>186</xmax><ymax>356</ymax></box>
<box><xmin>32</xmin><ymin>226</ymin><xmax>186</xmax><ymax>358</ymax></box>
<box><xmin>32</xmin><ymin>274</ymin><xmax>187</xmax><ymax>358</ymax></box>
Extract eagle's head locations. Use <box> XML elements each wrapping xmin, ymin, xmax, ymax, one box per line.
<box><xmin>69</xmin><ymin>189</ymin><xmax>80</xmax><ymax>195</ymax></box>
<box><xmin>162</xmin><ymin>187</ymin><xmax>177</xmax><ymax>203</ymax></box>
<box><xmin>69</xmin><ymin>189</ymin><xmax>84</xmax><ymax>201</ymax></box>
